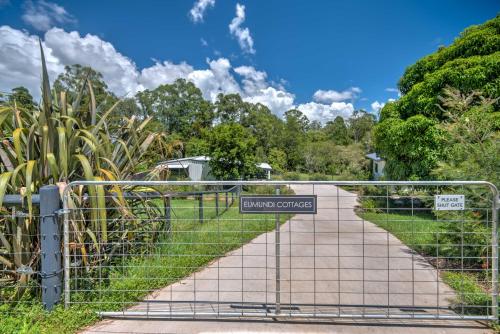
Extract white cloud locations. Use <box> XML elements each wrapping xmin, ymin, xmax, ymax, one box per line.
<box><xmin>243</xmin><ymin>87</ymin><xmax>295</xmax><ymax>117</ymax></box>
<box><xmin>229</xmin><ymin>3</ymin><xmax>255</xmax><ymax>54</ymax></box>
<box><xmin>22</xmin><ymin>0</ymin><xmax>75</xmax><ymax>31</ymax></box>
<box><xmin>200</xmin><ymin>38</ymin><xmax>208</xmax><ymax>47</ymax></box>
<box><xmin>0</xmin><ymin>26</ymin><xmax>63</xmax><ymax>100</ymax></box>
<box><xmin>313</xmin><ymin>87</ymin><xmax>361</xmax><ymax>103</ymax></box>
<box><xmin>0</xmin><ymin>25</ymin><xmax>361</xmax><ymax>121</ymax></box>
<box><xmin>189</xmin><ymin>0</ymin><xmax>215</xmax><ymax>23</ymax></box>
<box><xmin>370</xmin><ymin>101</ymin><xmax>385</xmax><ymax>113</ymax></box>
<box><xmin>385</xmin><ymin>87</ymin><xmax>401</xmax><ymax>97</ymax></box>
<box><xmin>297</xmin><ymin>101</ymin><xmax>354</xmax><ymax>122</ymax></box>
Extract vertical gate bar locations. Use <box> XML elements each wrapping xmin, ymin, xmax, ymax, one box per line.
<box><xmin>386</xmin><ymin>185</ymin><xmax>390</xmax><ymax>317</ymax></box>
<box><xmin>63</xmin><ymin>187</ymin><xmax>70</xmax><ymax>309</ymax></box>
<box><xmin>411</xmin><ymin>186</ymin><xmax>415</xmax><ymax>316</ymax></box>
<box><xmin>336</xmin><ymin>186</ymin><xmax>340</xmax><ymax>316</ymax></box>
<box><xmin>492</xmin><ymin>189</ymin><xmax>499</xmax><ymax>321</ymax></box>
<box><xmin>275</xmin><ymin>185</ymin><xmax>281</xmax><ymax>315</ymax></box>
<box><xmin>199</xmin><ymin>193</ymin><xmax>203</xmax><ymax>224</ymax></box>
<box><xmin>461</xmin><ymin>184</ymin><xmax>465</xmax><ymax>316</ymax></box>
<box><xmin>225</xmin><ymin>191</ymin><xmax>229</xmax><ymax>209</ymax></box>
<box><xmin>165</xmin><ymin>196</ymin><xmax>171</xmax><ymax>234</ymax></box>
<box><xmin>362</xmin><ymin>188</ymin><xmax>365</xmax><ymax>316</ymax></box>
<box><xmin>215</xmin><ymin>192</ymin><xmax>219</xmax><ymax>216</ymax></box>
<box><xmin>313</xmin><ymin>183</ymin><xmax>316</xmax><ymax>317</ymax></box>
<box><xmin>289</xmin><ymin>185</ymin><xmax>292</xmax><ymax>315</ymax></box>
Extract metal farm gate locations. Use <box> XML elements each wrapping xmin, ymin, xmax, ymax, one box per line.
<box><xmin>62</xmin><ymin>181</ymin><xmax>499</xmax><ymax>321</ymax></box>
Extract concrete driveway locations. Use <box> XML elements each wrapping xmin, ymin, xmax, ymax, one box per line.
<box><xmin>84</xmin><ymin>184</ymin><xmax>492</xmax><ymax>333</ymax></box>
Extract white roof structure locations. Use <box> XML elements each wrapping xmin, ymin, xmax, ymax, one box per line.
<box><xmin>366</xmin><ymin>152</ymin><xmax>384</xmax><ymax>161</ymax></box>
<box><xmin>257</xmin><ymin>162</ymin><xmax>272</xmax><ymax>170</ymax></box>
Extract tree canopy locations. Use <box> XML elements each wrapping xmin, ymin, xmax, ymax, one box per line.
<box><xmin>375</xmin><ymin>15</ymin><xmax>500</xmax><ymax>180</ymax></box>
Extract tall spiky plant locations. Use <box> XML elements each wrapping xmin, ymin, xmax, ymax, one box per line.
<box><xmin>0</xmin><ymin>41</ymin><xmax>176</xmax><ymax>302</ymax></box>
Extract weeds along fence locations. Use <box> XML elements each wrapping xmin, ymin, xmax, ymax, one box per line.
<box><xmin>0</xmin><ymin>184</ymin><xmax>239</xmax><ymax>313</ymax></box>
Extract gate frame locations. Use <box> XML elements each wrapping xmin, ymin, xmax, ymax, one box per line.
<box><xmin>62</xmin><ymin>180</ymin><xmax>499</xmax><ymax>321</ymax></box>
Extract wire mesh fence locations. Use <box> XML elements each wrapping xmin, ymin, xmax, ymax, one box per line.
<box><xmin>61</xmin><ymin>181</ymin><xmax>499</xmax><ymax>322</ymax></box>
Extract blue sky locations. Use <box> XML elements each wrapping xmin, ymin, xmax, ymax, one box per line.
<box><xmin>0</xmin><ymin>0</ymin><xmax>498</xmax><ymax>121</ymax></box>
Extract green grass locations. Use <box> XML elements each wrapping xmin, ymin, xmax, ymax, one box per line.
<box><xmin>0</xmin><ymin>195</ymin><xmax>291</xmax><ymax>334</ymax></box>
<box><xmin>441</xmin><ymin>272</ymin><xmax>491</xmax><ymax>315</ymax></box>
<box><xmin>359</xmin><ymin>211</ymin><xmax>449</xmax><ymax>256</ymax></box>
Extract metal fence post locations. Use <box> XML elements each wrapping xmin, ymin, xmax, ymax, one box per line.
<box><xmin>40</xmin><ymin>185</ymin><xmax>62</xmax><ymax>311</ymax></box>
<box><xmin>215</xmin><ymin>192</ymin><xmax>219</xmax><ymax>216</ymax></box>
<box><xmin>225</xmin><ymin>191</ymin><xmax>228</xmax><ymax>209</ymax></box>
<box><xmin>275</xmin><ymin>185</ymin><xmax>281</xmax><ymax>315</ymax></box>
<box><xmin>199</xmin><ymin>193</ymin><xmax>203</xmax><ymax>223</ymax></box>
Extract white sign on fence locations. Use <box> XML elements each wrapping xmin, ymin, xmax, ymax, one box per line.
<box><xmin>434</xmin><ymin>194</ymin><xmax>465</xmax><ymax>211</ymax></box>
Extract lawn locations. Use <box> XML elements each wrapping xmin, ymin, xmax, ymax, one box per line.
<box><xmin>359</xmin><ymin>211</ymin><xmax>448</xmax><ymax>256</ymax></box>
<box><xmin>0</xmin><ymin>193</ymin><xmax>291</xmax><ymax>334</ymax></box>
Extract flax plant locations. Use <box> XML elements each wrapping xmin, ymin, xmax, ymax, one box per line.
<box><xmin>0</xmin><ymin>42</ymin><xmax>175</xmax><ymax>302</ymax></box>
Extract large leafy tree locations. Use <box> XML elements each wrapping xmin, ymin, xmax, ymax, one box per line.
<box><xmin>207</xmin><ymin>123</ymin><xmax>257</xmax><ymax>180</ymax></box>
<box><xmin>374</xmin><ymin>15</ymin><xmax>500</xmax><ymax>179</ymax></box>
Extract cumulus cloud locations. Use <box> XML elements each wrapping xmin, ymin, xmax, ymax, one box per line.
<box><xmin>189</xmin><ymin>0</ymin><xmax>215</xmax><ymax>23</ymax></box>
<box><xmin>370</xmin><ymin>101</ymin><xmax>385</xmax><ymax>113</ymax></box>
<box><xmin>22</xmin><ymin>0</ymin><xmax>75</xmax><ymax>31</ymax></box>
<box><xmin>297</xmin><ymin>101</ymin><xmax>354</xmax><ymax>123</ymax></box>
<box><xmin>0</xmin><ymin>25</ymin><xmax>360</xmax><ymax>121</ymax></box>
<box><xmin>313</xmin><ymin>87</ymin><xmax>361</xmax><ymax>103</ymax></box>
<box><xmin>229</xmin><ymin>3</ymin><xmax>255</xmax><ymax>54</ymax></box>
<box><xmin>0</xmin><ymin>26</ymin><xmax>63</xmax><ymax>100</ymax></box>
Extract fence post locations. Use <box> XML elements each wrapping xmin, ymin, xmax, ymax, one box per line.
<box><xmin>40</xmin><ymin>185</ymin><xmax>62</xmax><ymax>311</ymax></box>
<box><xmin>215</xmin><ymin>192</ymin><xmax>219</xmax><ymax>216</ymax></box>
<box><xmin>225</xmin><ymin>191</ymin><xmax>228</xmax><ymax>209</ymax></box>
<box><xmin>199</xmin><ymin>193</ymin><xmax>203</xmax><ymax>223</ymax></box>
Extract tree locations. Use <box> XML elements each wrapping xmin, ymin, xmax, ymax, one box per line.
<box><xmin>374</xmin><ymin>114</ymin><xmax>444</xmax><ymax>180</ymax></box>
<box><xmin>323</xmin><ymin>116</ymin><xmax>350</xmax><ymax>145</ymax></box>
<box><xmin>240</xmin><ymin>103</ymin><xmax>284</xmax><ymax>157</ymax></box>
<box><xmin>282</xmin><ymin>109</ymin><xmax>309</xmax><ymax>170</ymax></box>
<box><xmin>348</xmin><ymin>110</ymin><xmax>376</xmax><ymax>143</ymax></box>
<box><xmin>8</xmin><ymin>86</ymin><xmax>35</xmax><ymax>108</ymax></box>
<box><xmin>374</xmin><ymin>15</ymin><xmax>500</xmax><ymax>179</ymax></box>
<box><xmin>268</xmin><ymin>148</ymin><xmax>287</xmax><ymax>174</ymax></box>
<box><xmin>215</xmin><ymin>93</ymin><xmax>250</xmax><ymax>124</ymax></box>
<box><xmin>396</xmin><ymin>15</ymin><xmax>500</xmax><ymax>119</ymax></box>
<box><xmin>135</xmin><ymin>79</ymin><xmax>214</xmax><ymax>137</ymax></box>
<box><xmin>207</xmin><ymin>123</ymin><xmax>257</xmax><ymax>180</ymax></box>
<box><xmin>53</xmin><ymin>64</ymin><xmax>117</xmax><ymax>111</ymax></box>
